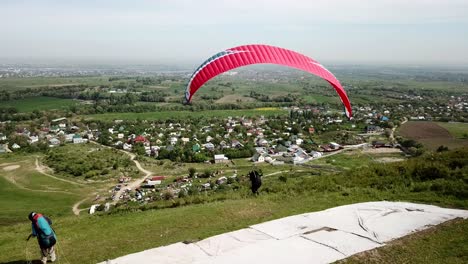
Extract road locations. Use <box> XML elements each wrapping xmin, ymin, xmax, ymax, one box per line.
<box><xmin>89</xmin><ymin>141</ymin><xmax>153</xmax><ymax>205</ymax></box>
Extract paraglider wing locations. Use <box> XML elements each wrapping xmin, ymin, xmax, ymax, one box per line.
<box><xmin>185</xmin><ymin>44</ymin><xmax>352</xmax><ymax>119</ymax></box>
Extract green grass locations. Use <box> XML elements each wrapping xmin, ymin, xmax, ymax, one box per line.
<box><xmin>0</xmin><ymin>156</ymin><xmax>92</xmax><ymax>226</ymax></box>
<box><xmin>338</xmin><ymin>218</ymin><xmax>468</xmax><ymax>264</ymax></box>
<box><xmin>1</xmin><ymin>96</ymin><xmax>77</xmax><ymax>112</ymax></box>
<box><xmin>311</xmin><ymin>152</ymin><xmax>374</xmax><ymax>169</ymax></box>
<box><xmin>0</xmin><ymin>76</ymin><xmax>112</xmax><ymax>91</ymax></box>
<box><xmin>138</xmin><ymin>157</ymin><xmax>300</xmax><ymax>180</ymax></box>
<box><xmin>302</xmin><ymin>94</ymin><xmax>339</xmax><ymax>104</ymax></box>
<box><xmin>437</xmin><ymin>122</ymin><xmax>468</xmax><ymax>139</ymax></box>
<box><xmin>85</xmin><ymin>109</ymin><xmax>288</xmax><ymax>121</ymax></box>
<box><xmin>1</xmin><ymin>187</ymin><xmax>465</xmax><ymax>264</ymax></box>
<box><xmin>0</xmin><ymin>149</ymin><xmax>466</xmax><ymax>264</ymax></box>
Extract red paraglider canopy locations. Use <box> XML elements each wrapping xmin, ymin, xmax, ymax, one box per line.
<box><xmin>185</xmin><ymin>44</ymin><xmax>352</xmax><ymax>119</ymax></box>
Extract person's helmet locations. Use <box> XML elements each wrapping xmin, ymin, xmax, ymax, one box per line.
<box><xmin>28</xmin><ymin>212</ymin><xmax>36</xmax><ymax>221</ymax></box>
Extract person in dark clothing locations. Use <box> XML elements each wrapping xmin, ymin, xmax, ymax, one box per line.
<box><xmin>27</xmin><ymin>212</ymin><xmax>57</xmax><ymax>264</ymax></box>
<box><xmin>249</xmin><ymin>170</ymin><xmax>262</xmax><ymax>194</ymax></box>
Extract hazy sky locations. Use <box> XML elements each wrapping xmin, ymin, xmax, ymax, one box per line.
<box><xmin>1</xmin><ymin>0</ymin><xmax>468</xmax><ymax>65</ymax></box>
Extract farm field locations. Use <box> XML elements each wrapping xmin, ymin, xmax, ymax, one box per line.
<box><xmin>436</xmin><ymin>122</ymin><xmax>468</xmax><ymax>139</ymax></box>
<box><xmin>85</xmin><ymin>108</ymin><xmax>288</xmax><ymax>121</ymax></box>
<box><xmin>215</xmin><ymin>94</ymin><xmax>257</xmax><ymax>104</ymax></box>
<box><xmin>1</xmin><ymin>96</ymin><xmax>78</xmax><ymax>112</ymax></box>
<box><xmin>0</xmin><ymin>76</ymin><xmax>112</xmax><ymax>91</ymax></box>
<box><xmin>398</xmin><ymin>121</ymin><xmax>468</xmax><ymax>150</ymax></box>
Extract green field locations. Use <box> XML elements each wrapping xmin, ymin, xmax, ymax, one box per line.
<box><xmin>437</xmin><ymin>122</ymin><xmax>468</xmax><ymax>139</ymax></box>
<box><xmin>0</xmin><ymin>155</ymin><xmax>93</xmax><ymax>226</ymax></box>
<box><xmin>0</xmin><ymin>76</ymin><xmax>112</xmax><ymax>91</ymax></box>
<box><xmin>310</xmin><ymin>151</ymin><xmax>397</xmax><ymax>170</ymax></box>
<box><xmin>1</xmin><ymin>96</ymin><xmax>77</xmax><ymax>112</ymax></box>
<box><xmin>85</xmin><ymin>108</ymin><xmax>288</xmax><ymax>121</ymax></box>
<box><xmin>302</xmin><ymin>94</ymin><xmax>339</xmax><ymax>104</ymax></box>
<box><xmin>339</xmin><ymin>218</ymin><xmax>468</xmax><ymax>264</ymax></box>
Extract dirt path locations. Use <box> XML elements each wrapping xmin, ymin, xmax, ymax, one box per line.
<box><xmin>390</xmin><ymin>117</ymin><xmax>407</xmax><ymax>143</ymax></box>
<box><xmin>2</xmin><ymin>173</ymin><xmax>72</xmax><ymax>194</ymax></box>
<box><xmin>111</xmin><ymin>150</ymin><xmax>153</xmax><ymax>204</ymax></box>
<box><xmin>89</xmin><ymin>141</ymin><xmax>153</xmax><ymax>204</ymax></box>
<box><xmin>72</xmin><ymin>198</ymin><xmax>89</xmax><ymax>215</ymax></box>
<box><xmin>2</xmin><ymin>165</ymin><xmax>20</xmax><ymax>171</ymax></box>
<box><xmin>35</xmin><ymin>158</ymin><xmax>85</xmax><ymax>186</ymax></box>
<box><xmin>0</xmin><ymin>162</ymin><xmax>21</xmax><ymax>167</ymax></box>
<box><xmin>34</xmin><ymin>158</ymin><xmax>93</xmax><ymax>215</ymax></box>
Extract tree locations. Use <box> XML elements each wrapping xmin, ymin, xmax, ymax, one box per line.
<box><xmin>436</xmin><ymin>145</ymin><xmax>449</xmax><ymax>152</ymax></box>
<box><xmin>97</xmin><ymin>130</ymin><xmax>111</xmax><ymax>145</ymax></box>
<box><xmin>188</xmin><ymin>167</ymin><xmax>196</xmax><ymax>178</ymax></box>
<box><xmin>133</xmin><ymin>143</ymin><xmax>146</xmax><ymax>156</ymax></box>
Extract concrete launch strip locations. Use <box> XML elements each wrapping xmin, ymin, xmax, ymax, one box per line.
<box><xmin>100</xmin><ymin>202</ymin><xmax>468</xmax><ymax>264</ymax></box>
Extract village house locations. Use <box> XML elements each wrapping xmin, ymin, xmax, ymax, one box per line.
<box><xmin>192</xmin><ymin>143</ymin><xmax>201</xmax><ymax>152</ymax></box>
<box><xmin>252</xmin><ymin>152</ymin><xmax>272</xmax><ymax>163</ymax></box>
<box><xmin>231</xmin><ymin>140</ymin><xmax>243</xmax><ymax>148</ymax></box>
<box><xmin>256</xmin><ymin>138</ymin><xmax>268</xmax><ymax>147</ymax></box>
<box><xmin>11</xmin><ymin>143</ymin><xmax>21</xmax><ymax>150</ymax></box>
<box><xmin>310</xmin><ymin>151</ymin><xmax>322</xmax><ymax>159</ymax></box>
<box><xmin>329</xmin><ymin>142</ymin><xmax>341</xmax><ymax>150</ymax></box>
<box><xmin>28</xmin><ymin>135</ymin><xmax>39</xmax><ymax>144</ymax></box>
<box><xmin>48</xmin><ymin>138</ymin><xmax>61</xmax><ymax>146</ymax></box>
<box><xmin>204</xmin><ymin>142</ymin><xmax>215</xmax><ymax>151</ymax></box>
<box><xmin>170</xmin><ymin>137</ymin><xmax>178</xmax><ymax>145</ymax></box>
<box><xmin>73</xmin><ymin>134</ymin><xmax>87</xmax><ymax>144</ymax></box>
<box><xmin>123</xmin><ymin>143</ymin><xmax>132</xmax><ymax>151</ymax></box>
<box><xmin>295</xmin><ymin>138</ymin><xmax>304</xmax><ymax>145</ymax></box>
<box><xmin>366</xmin><ymin>125</ymin><xmax>383</xmax><ymax>134</ymax></box>
<box><xmin>292</xmin><ymin>149</ymin><xmax>310</xmax><ymax>164</ymax></box>
<box><xmin>49</xmin><ymin>125</ymin><xmax>60</xmax><ymax>133</ymax></box>
<box><xmin>65</xmin><ymin>134</ymin><xmax>74</xmax><ymax>142</ymax></box>
<box><xmin>214</xmin><ymin>154</ymin><xmax>229</xmax><ymax>164</ymax></box>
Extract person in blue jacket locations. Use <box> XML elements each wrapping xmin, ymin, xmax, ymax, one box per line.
<box><xmin>27</xmin><ymin>212</ymin><xmax>57</xmax><ymax>264</ymax></box>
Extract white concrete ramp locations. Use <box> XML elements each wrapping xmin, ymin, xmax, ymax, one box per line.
<box><xmin>100</xmin><ymin>202</ymin><xmax>468</xmax><ymax>264</ymax></box>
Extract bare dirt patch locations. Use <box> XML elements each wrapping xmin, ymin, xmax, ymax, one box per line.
<box><xmin>398</xmin><ymin>121</ymin><xmax>468</xmax><ymax>150</ymax></box>
<box><xmin>2</xmin><ymin>165</ymin><xmax>20</xmax><ymax>171</ymax></box>
<box><xmin>375</xmin><ymin>157</ymin><xmax>405</xmax><ymax>163</ymax></box>
<box><xmin>362</xmin><ymin>148</ymin><xmax>403</xmax><ymax>154</ymax></box>
<box><xmin>399</xmin><ymin>121</ymin><xmax>451</xmax><ymax>139</ymax></box>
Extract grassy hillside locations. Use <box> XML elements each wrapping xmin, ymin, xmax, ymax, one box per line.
<box><xmin>338</xmin><ymin>218</ymin><xmax>468</xmax><ymax>264</ymax></box>
<box><xmin>0</xmin><ymin>156</ymin><xmax>92</xmax><ymax>226</ymax></box>
<box><xmin>0</xmin><ymin>148</ymin><xmax>467</xmax><ymax>263</ymax></box>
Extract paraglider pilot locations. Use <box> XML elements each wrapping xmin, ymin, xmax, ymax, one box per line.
<box><xmin>27</xmin><ymin>212</ymin><xmax>57</xmax><ymax>264</ymax></box>
<box><xmin>249</xmin><ymin>170</ymin><xmax>262</xmax><ymax>195</ymax></box>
